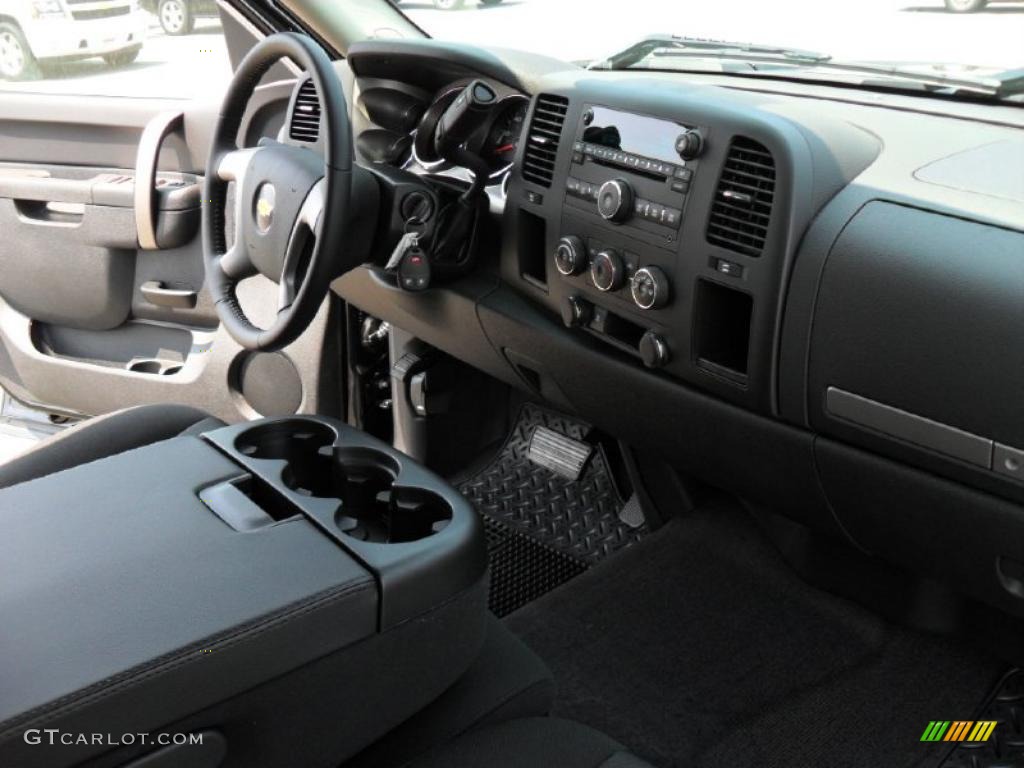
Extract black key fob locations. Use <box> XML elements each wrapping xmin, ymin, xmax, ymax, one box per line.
<box><xmin>397</xmin><ymin>246</ymin><xmax>431</xmax><ymax>292</ymax></box>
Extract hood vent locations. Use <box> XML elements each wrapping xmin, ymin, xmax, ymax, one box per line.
<box><xmin>289</xmin><ymin>79</ymin><xmax>321</xmax><ymax>143</ymax></box>
<box><xmin>521</xmin><ymin>94</ymin><xmax>568</xmax><ymax>187</ymax></box>
<box><xmin>706</xmin><ymin>137</ymin><xmax>775</xmax><ymax>257</ymax></box>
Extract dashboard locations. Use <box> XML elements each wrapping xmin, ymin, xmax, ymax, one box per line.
<box><xmin>326</xmin><ymin>39</ymin><xmax>1024</xmax><ymax>622</ymax></box>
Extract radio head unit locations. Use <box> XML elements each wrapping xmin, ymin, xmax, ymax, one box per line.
<box><xmin>583</xmin><ymin>106</ymin><xmax>698</xmax><ymax>166</ymax></box>
<box><xmin>565</xmin><ymin>104</ymin><xmax>704</xmax><ymax>234</ymax></box>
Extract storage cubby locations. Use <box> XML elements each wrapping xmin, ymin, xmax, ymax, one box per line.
<box><xmin>694</xmin><ymin>279</ymin><xmax>753</xmax><ymax>380</ymax></box>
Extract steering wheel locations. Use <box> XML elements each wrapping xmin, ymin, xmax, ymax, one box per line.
<box><xmin>203</xmin><ymin>33</ymin><xmax>352</xmax><ymax>351</ymax></box>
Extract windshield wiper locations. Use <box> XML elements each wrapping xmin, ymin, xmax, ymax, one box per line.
<box><xmin>592</xmin><ymin>35</ymin><xmax>831</xmax><ymax>70</ymax></box>
<box><xmin>591</xmin><ymin>35</ymin><xmax>1024</xmax><ymax>102</ymax></box>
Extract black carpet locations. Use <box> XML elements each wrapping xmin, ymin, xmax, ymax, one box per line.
<box><xmin>506</xmin><ymin>505</ymin><xmax>1004</xmax><ymax>768</ymax></box>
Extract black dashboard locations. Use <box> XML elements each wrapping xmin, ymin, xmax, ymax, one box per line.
<box><xmin>328</xmin><ymin>39</ymin><xmax>1024</xmax><ymax>621</ymax></box>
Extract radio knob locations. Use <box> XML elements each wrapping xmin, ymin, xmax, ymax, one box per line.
<box><xmin>596</xmin><ymin>179</ymin><xmax>634</xmax><ymax>223</ymax></box>
<box><xmin>630</xmin><ymin>266</ymin><xmax>670</xmax><ymax>310</ymax></box>
<box><xmin>675</xmin><ymin>129</ymin><xmax>704</xmax><ymax>160</ymax></box>
<box><xmin>554</xmin><ymin>235</ymin><xmax>586</xmax><ymax>276</ymax></box>
<box><xmin>639</xmin><ymin>331</ymin><xmax>670</xmax><ymax>369</ymax></box>
<box><xmin>590</xmin><ymin>249</ymin><xmax>625</xmax><ymax>292</ymax></box>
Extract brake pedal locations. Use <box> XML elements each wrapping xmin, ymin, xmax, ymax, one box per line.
<box><xmin>527</xmin><ymin>425</ymin><xmax>593</xmax><ymax>481</ymax></box>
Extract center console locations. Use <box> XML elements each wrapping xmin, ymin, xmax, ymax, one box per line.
<box><xmin>500</xmin><ymin>82</ymin><xmax>879</xmax><ymax>413</ymax></box>
<box><xmin>555</xmin><ymin>105</ymin><xmax>707</xmax><ymax>370</ymax></box>
<box><xmin>0</xmin><ymin>418</ymin><xmax>488</xmax><ymax>768</ymax></box>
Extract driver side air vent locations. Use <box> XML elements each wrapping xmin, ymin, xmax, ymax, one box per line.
<box><xmin>706</xmin><ymin>137</ymin><xmax>775</xmax><ymax>257</ymax></box>
<box><xmin>289</xmin><ymin>79</ymin><xmax>321</xmax><ymax>143</ymax></box>
<box><xmin>521</xmin><ymin>94</ymin><xmax>569</xmax><ymax>187</ymax></box>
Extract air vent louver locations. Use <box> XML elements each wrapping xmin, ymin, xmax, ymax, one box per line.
<box><xmin>289</xmin><ymin>79</ymin><xmax>321</xmax><ymax>143</ymax></box>
<box><xmin>706</xmin><ymin>137</ymin><xmax>775</xmax><ymax>257</ymax></box>
<box><xmin>521</xmin><ymin>94</ymin><xmax>569</xmax><ymax>187</ymax></box>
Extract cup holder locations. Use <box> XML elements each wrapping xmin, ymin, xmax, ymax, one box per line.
<box><xmin>232</xmin><ymin>423</ymin><xmax>452</xmax><ymax>544</ymax></box>
<box><xmin>324</xmin><ymin>448</ymin><xmax>452</xmax><ymax>544</ymax></box>
<box><xmin>235</xmin><ymin>419</ymin><xmax>336</xmax><ymax>465</ymax></box>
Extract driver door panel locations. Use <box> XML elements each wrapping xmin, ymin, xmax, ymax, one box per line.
<box><xmin>0</xmin><ymin>84</ymin><xmax>332</xmax><ymax>423</ymax></box>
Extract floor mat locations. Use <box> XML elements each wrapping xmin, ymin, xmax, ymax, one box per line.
<box><xmin>483</xmin><ymin>516</ymin><xmax>588</xmax><ymax>618</ymax></box>
<box><xmin>506</xmin><ymin>505</ymin><xmax>1005</xmax><ymax>768</ymax></box>
<box><xmin>458</xmin><ymin>403</ymin><xmax>645</xmax><ymax>616</ymax></box>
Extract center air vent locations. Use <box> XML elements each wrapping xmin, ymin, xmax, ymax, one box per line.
<box><xmin>289</xmin><ymin>79</ymin><xmax>321</xmax><ymax>143</ymax></box>
<box><xmin>706</xmin><ymin>137</ymin><xmax>775</xmax><ymax>257</ymax></box>
<box><xmin>521</xmin><ymin>94</ymin><xmax>569</xmax><ymax>187</ymax></box>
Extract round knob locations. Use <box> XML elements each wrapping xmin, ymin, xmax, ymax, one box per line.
<box><xmin>590</xmin><ymin>249</ymin><xmax>625</xmax><ymax>292</ymax></box>
<box><xmin>674</xmin><ymin>129</ymin><xmax>704</xmax><ymax>160</ymax></box>
<box><xmin>561</xmin><ymin>295</ymin><xmax>592</xmax><ymax>328</ymax></box>
<box><xmin>596</xmin><ymin>179</ymin><xmax>634</xmax><ymax>223</ymax></box>
<box><xmin>554</xmin><ymin>235</ymin><xmax>586</xmax><ymax>276</ymax></box>
<box><xmin>630</xmin><ymin>266</ymin><xmax>670</xmax><ymax>310</ymax></box>
<box><xmin>639</xmin><ymin>331</ymin><xmax>670</xmax><ymax>369</ymax></box>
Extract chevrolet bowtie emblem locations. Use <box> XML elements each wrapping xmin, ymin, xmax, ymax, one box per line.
<box><xmin>255</xmin><ymin>183</ymin><xmax>275</xmax><ymax>233</ymax></box>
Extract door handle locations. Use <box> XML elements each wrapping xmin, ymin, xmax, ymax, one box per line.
<box><xmin>135</xmin><ymin>110</ymin><xmax>184</xmax><ymax>250</ymax></box>
<box><xmin>140</xmin><ymin>281</ymin><xmax>198</xmax><ymax>309</ymax></box>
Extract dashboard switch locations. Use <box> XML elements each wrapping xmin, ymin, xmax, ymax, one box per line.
<box><xmin>554</xmin><ymin>235</ymin><xmax>587</xmax><ymax>276</ymax></box>
<box><xmin>631</xmin><ymin>266</ymin><xmax>670</xmax><ymax>310</ymax></box>
<box><xmin>639</xmin><ymin>331</ymin><xmax>670</xmax><ymax>369</ymax></box>
<box><xmin>590</xmin><ymin>249</ymin><xmax>626</xmax><ymax>292</ymax></box>
<box><xmin>716</xmin><ymin>258</ymin><xmax>744</xmax><ymax>278</ymax></box>
<box><xmin>561</xmin><ymin>295</ymin><xmax>593</xmax><ymax>328</ymax></box>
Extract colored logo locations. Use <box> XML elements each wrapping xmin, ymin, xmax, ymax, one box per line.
<box><xmin>255</xmin><ymin>183</ymin><xmax>276</xmax><ymax>234</ymax></box>
<box><xmin>920</xmin><ymin>721</ymin><xmax>998</xmax><ymax>743</ymax></box>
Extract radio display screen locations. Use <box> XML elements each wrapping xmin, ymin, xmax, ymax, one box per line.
<box><xmin>582</xmin><ymin>106</ymin><xmax>686</xmax><ymax>164</ymax></box>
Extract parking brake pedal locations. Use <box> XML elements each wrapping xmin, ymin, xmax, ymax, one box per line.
<box><xmin>528</xmin><ymin>426</ymin><xmax>593</xmax><ymax>481</ymax></box>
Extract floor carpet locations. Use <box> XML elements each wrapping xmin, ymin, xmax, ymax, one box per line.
<box><xmin>506</xmin><ymin>505</ymin><xmax>1004</xmax><ymax>768</ymax></box>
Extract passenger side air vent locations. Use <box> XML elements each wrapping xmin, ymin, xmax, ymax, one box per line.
<box><xmin>706</xmin><ymin>137</ymin><xmax>775</xmax><ymax>257</ymax></box>
<box><xmin>521</xmin><ymin>94</ymin><xmax>569</xmax><ymax>187</ymax></box>
<box><xmin>289</xmin><ymin>79</ymin><xmax>321</xmax><ymax>143</ymax></box>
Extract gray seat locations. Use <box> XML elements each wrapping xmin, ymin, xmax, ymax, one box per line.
<box><xmin>0</xmin><ymin>403</ymin><xmax>224</xmax><ymax>491</ymax></box>
<box><xmin>408</xmin><ymin>717</ymin><xmax>654</xmax><ymax>768</ymax></box>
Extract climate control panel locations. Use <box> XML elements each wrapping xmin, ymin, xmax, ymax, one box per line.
<box><xmin>554</xmin><ymin>235</ymin><xmax>672</xmax><ymax>312</ymax></box>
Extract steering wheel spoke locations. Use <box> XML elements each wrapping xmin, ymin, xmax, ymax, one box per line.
<box><xmin>220</xmin><ymin>242</ymin><xmax>257</xmax><ymax>281</ymax></box>
<box><xmin>216</xmin><ymin>147</ymin><xmax>259</xmax><ymax>183</ymax></box>
<box><xmin>278</xmin><ymin>178</ymin><xmax>326</xmax><ymax>312</ymax></box>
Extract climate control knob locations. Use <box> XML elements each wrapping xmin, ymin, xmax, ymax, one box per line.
<box><xmin>596</xmin><ymin>179</ymin><xmax>634</xmax><ymax>223</ymax></box>
<box><xmin>553</xmin><ymin>235</ymin><xmax>586</xmax><ymax>276</ymax></box>
<box><xmin>630</xmin><ymin>266</ymin><xmax>670</xmax><ymax>310</ymax></box>
<box><xmin>590</xmin><ymin>249</ymin><xmax>625</xmax><ymax>292</ymax></box>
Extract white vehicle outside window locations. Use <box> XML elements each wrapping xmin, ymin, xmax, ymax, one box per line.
<box><xmin>0</xmin><ymin>0</ymin><xmax>147</xmax><ymax>80</ymax></box>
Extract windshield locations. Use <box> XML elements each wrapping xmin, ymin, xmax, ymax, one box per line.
<box><xmin>398</xmin><ymin>0</ymin><xmax>1024</xmax><ymax>103</ymax></box>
